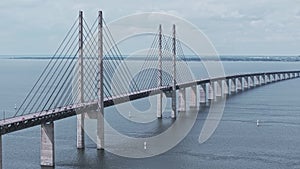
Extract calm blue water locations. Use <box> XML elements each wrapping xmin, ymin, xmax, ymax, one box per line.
<box><xmin>1</xmin><ymin>59</ymin><xmax>300</xmax><ymax>169</ymax></box>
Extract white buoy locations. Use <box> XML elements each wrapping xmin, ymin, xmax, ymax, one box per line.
<box><xmin>256</xmin><ymin>120</ymin><xmax>260</xmax><ymax>127</ymax></box>
<box><xmin>14</xmin><ymin>104</ymin><xmax>17</xmax><ymax>110</ymax></box>
<box><xmin>144</xmin><ymin>141</ymin><xmax>147</xmax><ymax>150</ymax></box>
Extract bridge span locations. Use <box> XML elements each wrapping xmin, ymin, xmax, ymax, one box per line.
<box><xmin>0</xmin><ymin>70</ymin><xmax>299</xmax><ymax>167</ymax></box>
<box><xmin>1</xmin><ymin>70</ymin><xmax>300</xmax><ymax>135</ymax></box>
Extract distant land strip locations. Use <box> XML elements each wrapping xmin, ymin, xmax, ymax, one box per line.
<box><xmin>1</xmin><ymin>55</ymin><xmax>300</xmax><ymax>62</ymax></box>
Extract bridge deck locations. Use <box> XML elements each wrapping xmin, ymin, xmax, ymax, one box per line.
<box><xmin>0</xmin><ymin>70</ymin><xmax>299</xmax><ymax>135</ymax></box>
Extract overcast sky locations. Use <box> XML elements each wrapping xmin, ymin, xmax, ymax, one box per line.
<box><xmin>0</xmin><ymin>0</ymin><xmax>299</xmax><ymax>56</ymax></box>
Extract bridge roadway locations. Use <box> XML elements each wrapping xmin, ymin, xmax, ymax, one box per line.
<box><xmin>1</xmin><ymin>70</ymin><xmax>300</xmax><ymax>135</ymax></box>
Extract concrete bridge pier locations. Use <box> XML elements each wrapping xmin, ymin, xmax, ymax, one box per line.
<box><xmin>263</xmin><ymin>75</ymin><xmax>267</xmax><ymax>84</ymax></box>
<box><xmin>237</xmin><ymin>78</ymin><xmax>242</xmax><ymax>91</ymax></box>
<box><xmin>178</xmin><ymin>88</ymin><xmax>186</xmax><ymax>112</ymax></box>
<box><xmin>157</xmin><ymin>93</ymin><xmax>163</xmax><ymax>118</ymax></box>
<box><xmin>249</xmin><ymin>76</ymin><xmax>253</xmax><ymax>88</ymax></box>
<box><xmin>252</xmin><ymin>76</ymin><xmax>257</xmax><ymax>87</ymax></box>
<box><xmin>254</xmin><ymin>76</ymin><xmax>258</xmax><ymax>86</ymax></box>
<box><xmin>258</xmin><ymin>76</ymin><xmax>261</xmax><ymax>85</ymax></box>
<box><xmin>258</xmin><ymin>76</ymin><xmax>262</xmax><ymax>85</ymax></box>
<box><xmin>189</xmin><ymin>85</ymin><xmax>197</xmax><ymax>109</ymax></box>
<box><xmin>222</xmin><ymin>80</ymin><xmax>229</xmax><ymax>96</ymax></box>
<box><xmin>225</xmin><ymin>79</ymin><xmax>231</xmax><ymax>95</ymax></box>
<box><xmin>207</xmin><ymin>83</ymin><xmax>214</xmax><ymax>104</ymax></box>
<box><xmin>230</xmin><ymin>79</ymin><xmax>236</xmax><ymax>94</ymax></box>
<box><xmin>240</xmin><ymin>77</ymin><xmax>245</xmax><ymax>91</ymax></box>
<box><xmin>77</xmin><ymin>114</ymin><xmax>85</xmax><ymax>149</ymax></box>
<box><xmin>97</xmin><ymin>111</ymin><xmax>104</xmax><ymax>150</ymax></box>
<box><xmin>270</xmin><ymin>74</ymin><xmax>274</xmax><ymax>82</ymax></box>
<box><xmin>199</xmin><ymin>84</ymin><xmax>206</xmax><ymax>107</ymax></box>
<box><xmin>246</xmin><ymin>77</ymin><xmax>251</xmax><ymax>89</ymax></box>
<box><xmin>215</xmin><ymin>81</ymin><xmax>222</xmax><ymax>101</ymax></box>
<box><xmin>248</xmin><ymin>77</ymin><xmax>251</xmax><ymax>88</ymax></box>
<box><xmin>264</xmin><ymin>75</ymin><xmax>268</xmax><ymax>84</ymax></box>
<box><xmin>273</xmin><ymin>74</ymin><xmax>277</xmax><ymax>81</ymax></box>
<box><xmin>41</xmin><ymin>122</ymin><xmax>55</xmax><ymax>167</ymax></box>
<box><xmin>0</xmin><ymin>135</ymin><xmax>2</xmax><ymax>169</ymax></box>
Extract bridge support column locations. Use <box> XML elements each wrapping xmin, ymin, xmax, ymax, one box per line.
<box><xmin>178</xmin><ymin>88</ymin><xmax>186</xmax><ymax>112</ymax></box>
<box><xmin>240</xmin><ymin>78</ymin><xmax>245</xmax><ymax>91</ymax></box>
<box><xmin>253</xmin><ymin>76</ymin><xmax>257</xmax><ymax>86</ymax></box>
<box><xmin>235</xmin><ymin>79</ymin><xmax>238</xmax><ymax>92</ymax></box>
<box><xmin>215</xmin><ymin>81</ymin><xmax>222</xmax><ymax>101</ymax></box>
<box><xmin>230</xmin><ymin>79</ymin><xmax>236</xmax><ymax>94</ymax></box>
<box><xmin>208</xmin><ymin>83</ymin><xmax>214</xmax><ymax>104</ymax></box>
<box><xmin>246</xmin><ymin>77</ymin><xmax>249</xmax><ymax>88</ymax></box>
<box><xmin>157</xmin><ymin>93</ymin><xmax>163</xmax><ymax>118</ymax></box>
<box><xmin>259</xmin><ymin>76</ymin><xmax>263</xmax><ymax>85</ymax></box>
<box><xmin>199</xmin><ymin>84</ymin><xmax>206</xmax><ymax>106</ymax></box>
<box><xmin>270</xmin><ymin>75</ymin><xmax>274</xmax><ymax>82</ymax></box>
<box><xmin>41</xmin><ymin>122</ymin><xmax>55</xmax><ymax>167</ymax></box>
<box><xmin>237</xmin><ymin>78</ymin><xmax>242</xmax><ymax>91</ymax></box>
<box><xmin>0</xmin><ymin>135</ymin><xmax>2</xmax><ymax>169</ymax></box>
<box><xmin>248</xmin><ymin>77</ymin><xmax>251</xmax><ymax>89</ymax></box>
<box><xmin>264</xmin><ymin>75</ymin><xmax>267</xmax><ymax>84</ymax></box>
<box><xmin>223</xmin><ymin>80</ymin><xmax>229</xmax><ymax>96</ymax></box>
<box><xmin>189</xmin><ymin>85</ymin><xmax>197</xmax><ymax>109</ymax></box>
<box><xmin>97</xmin><ymin>112</ymin><xmax>104</xmax><ymax>149</ymax></box>
<box><xmin>226</xmin><ymin>80</ymin><xmax>231</xmax><ymax>95</ymax></box>
<box><xmin>77</xmin><ymin>114</ymin><xmax>85</xmax><ymax>148</ymax></box>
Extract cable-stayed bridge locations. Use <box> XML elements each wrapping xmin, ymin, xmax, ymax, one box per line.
<box><xmin>0</xmin><ymin>11</ymin><xmax>299</xmax><ymax>168</ymax></box>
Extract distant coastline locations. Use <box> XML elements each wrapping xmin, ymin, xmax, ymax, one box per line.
<box><xmin>1</xmin><ymin>55</ymin><xmax>300</xmax><ymax>62</ymax></box>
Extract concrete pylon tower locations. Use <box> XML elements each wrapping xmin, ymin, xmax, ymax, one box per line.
<box><xmin>157</xmin><ymin>24</ymin><xmax>163</xmax><ymax>118</ymax></box>
<box><xmin>77</xmin><ymin>10</ymin><xmax>85</xmax><ymax>149</ymax></box>
<box><xmin>97</xmin><ymin>11</ymin><xmax>104</xmax><ymax>150</ymax></box>
<box><xmin>171</xmin><ymin>24</ymin><xmax>177</xmax><ymax>119</ymax></box>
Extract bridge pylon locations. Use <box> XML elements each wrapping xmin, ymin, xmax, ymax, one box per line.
<box><xmin>157</xmin><ymin>24</ymin><xmax>163</xmax><ymax>118</ymax></box>
<box><xmin>171</xmin><ymin>24</ymin><xmax>177</xmax><ymax>119</ymax></box>
<box><xmin>97</xmin><ymin>10</ymin><xmax>104</xmax><ymax>150</ymax></box>
<box><xmin>77</xmin><ymin>10</ymin><xmax>85</xmax><ymax>149</ymax></box>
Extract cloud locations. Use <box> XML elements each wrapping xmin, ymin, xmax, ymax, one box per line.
<box><xmin>0</xmin><ymin>0</ymin><xmax>299</xmax><ymax>55</ymax></box>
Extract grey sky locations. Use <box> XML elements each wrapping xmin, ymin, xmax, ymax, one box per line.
<box><xmin>0</xmin><ymin>0</ymin><xmax>299</xmax><ymax>55</ymax></box>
